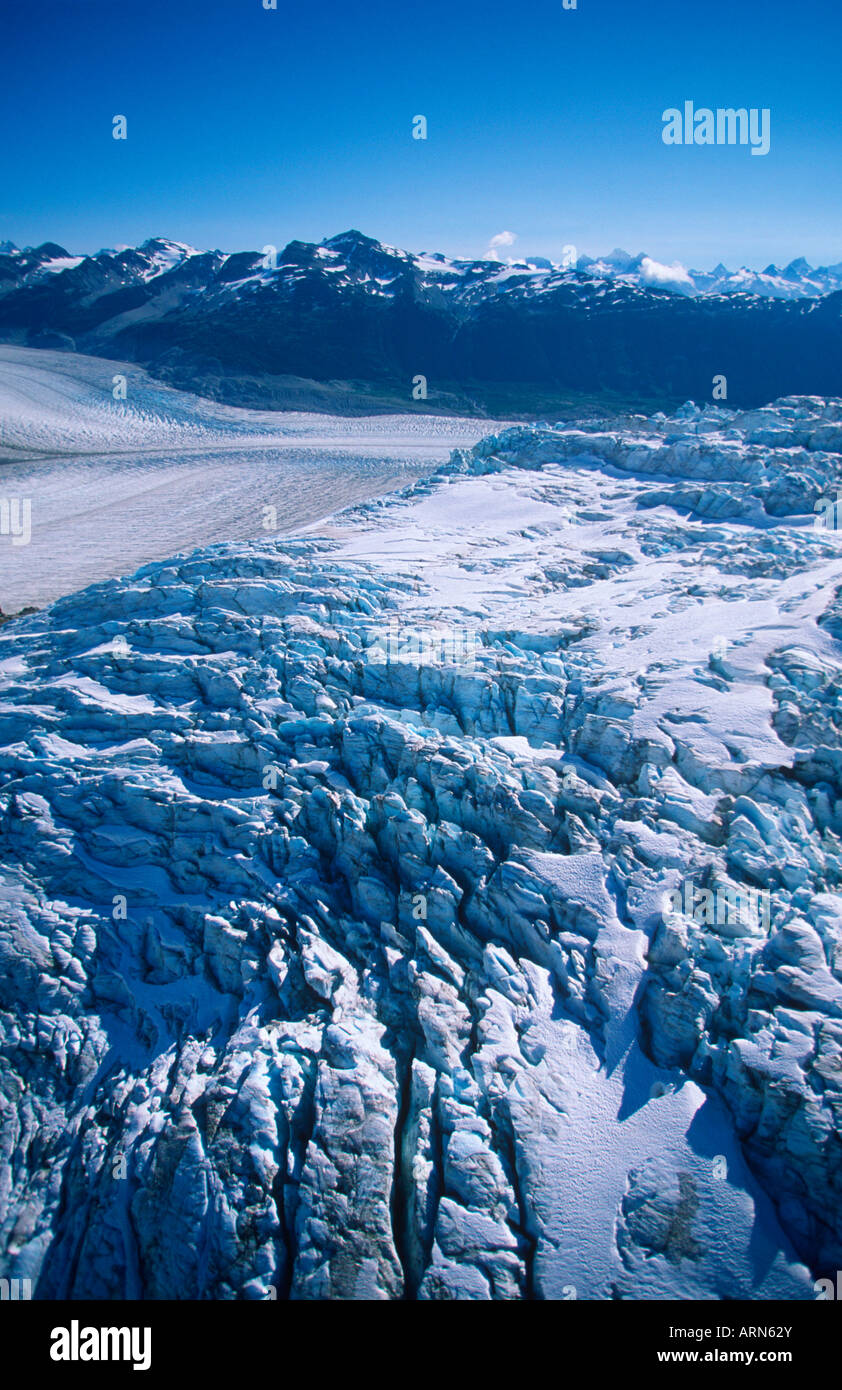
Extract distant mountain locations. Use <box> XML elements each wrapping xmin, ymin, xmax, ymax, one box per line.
<box><xmin>0</xmin><ymin>231</ymin><xmax>840</xmax><ymax>412</ymax></box>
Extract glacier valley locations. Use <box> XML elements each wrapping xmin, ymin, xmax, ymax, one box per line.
<box><xmin>0</xmin><ymin>346</ymin><xmax>495</xmax><ymax>612</ymax></box>
<box><xmin>2</xmin><ymin>391</ymin><xmax>842</xmax><ymax>1299</ymax></box>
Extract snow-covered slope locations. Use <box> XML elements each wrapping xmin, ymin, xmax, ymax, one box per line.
<box><xmin>0</xmin><ymin>344</ymin><xmax>492</xmax><ymax>461</ymax></box>
<box><xmin>0</xmin><ymin>344</ymin><xmax>262</xmax><ymax>458</ymax></box>
<box><xmin>2</xmin><ymin>395</ymin><xmax>842</xmax><ymax>1298</ymax></box>
<box><xmin>0</xmin><ymin>346</ymin><xmax>499</xmax><ymax>612</ymax></box>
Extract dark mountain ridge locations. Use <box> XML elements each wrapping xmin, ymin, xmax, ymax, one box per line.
<box><xmin>1</xmin><ymin>231</ymin><xmax>840</xmax><ymax>416</ymax></box>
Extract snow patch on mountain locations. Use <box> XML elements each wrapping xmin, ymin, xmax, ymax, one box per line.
<box><xmin>2</xmin><ymin>230</ymin><xmax>841</xmax><ymax>302</ymax></box>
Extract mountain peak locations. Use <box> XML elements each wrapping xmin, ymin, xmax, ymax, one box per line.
<box><xmin>605</xmin><ymin>248</ymin><xmax>635</xmax><ymax>269</ymax></box>
<box><xmin>33</xmin><ymin>241</ymin><xmax>70</xmax><ymax>260</ymax></box>
<box><xmin>324</xmin><ymin>229</ymin><xmax>382</xmax><ymax>251</ymax></box>
<box><xmin>138</xmin><ymin>236</ymin><xmax>195</xmax><ymax>252</ymax></box>
<box><xmin>784</xmin><ymin>257</ymin><xmax>813</xmax><ymax>277</ymax></box>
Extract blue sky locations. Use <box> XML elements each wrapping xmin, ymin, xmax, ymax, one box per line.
<box><xmin>2</xmin><ymin>0</ymin><xmax>840</xmax><ymax>268</ymax></box>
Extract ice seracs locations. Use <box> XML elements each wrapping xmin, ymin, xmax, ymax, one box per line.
<box><xmin>1</xmin><ymin>394</ymin><xmax>842</xmax><ymax>1298</ymax></box>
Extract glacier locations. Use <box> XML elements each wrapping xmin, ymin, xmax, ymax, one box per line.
<box><xmin>2</xmin><ymin>393</ymin><xmax>842</xmax><ymax>1299</ymax></box>
<box><xmin>0</xmin><ymin>346</ymin><xmax>497</xmax><ymax>612</ymax></box>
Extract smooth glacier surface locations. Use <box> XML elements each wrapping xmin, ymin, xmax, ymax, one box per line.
<box><xmin>2</xmin><ymin>391</ymin><xmax>842</xmax><ymax>1299</ymax></box>
<box><xmin>0</xmin><ymin>347</ymin><xmax>497</xmax><ymax>611</ymax></box>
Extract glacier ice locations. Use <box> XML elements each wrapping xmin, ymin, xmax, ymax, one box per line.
<box><xmin>2</xmin><ymin>394</ymin><xmax>842</xmax><ymax>1298</ymax></box>
<box><xmin>0</xmin><ymin>346</ymin><xmax>498</xmax><ymax>613</ymax></box>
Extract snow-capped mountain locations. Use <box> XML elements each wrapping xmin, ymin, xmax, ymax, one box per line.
<box><xmin>3</xmin><ymin>232</ymin><xmax>840</xmax><ymax>302</ymax></box>
<box><xmin>2</xmin><ymin>392</ymin><xmax>842</xmax><ymax>1297</ymax></box>
<box><xmin>1</xmin><ymin>231</ymin><xmax>841</xmax><ymax>411</ymax></box>
<box><xmin>574</xmin><ymin>249</ymin><xmax>842</xmax><ymax>299</ymax></box>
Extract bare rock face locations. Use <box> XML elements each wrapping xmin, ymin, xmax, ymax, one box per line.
<box><xmin>3</xmin><ymin>397</ymin><xmax>842</xmax><ymax>1299</ymax></box>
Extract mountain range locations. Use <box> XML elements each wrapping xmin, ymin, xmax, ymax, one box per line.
<box><xmin>1</xmin><ymin>231</ymin><xmax>841</xmax><ymax>414</ymax></box>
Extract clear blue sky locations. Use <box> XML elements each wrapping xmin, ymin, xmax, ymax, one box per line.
<box><xmin>2</xmin><ymin>0</ymin><xmax>840</xmax><ymax>269</ymax></box>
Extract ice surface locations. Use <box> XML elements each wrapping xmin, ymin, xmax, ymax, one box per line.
<box><xmin>1</xmin><ymin>391</ymin><xmax>842</xmax><ymax>1298</ymax></box>
<box><xmin>0</xmin><ymin>347</ymin><xmax>498</xmax><ymax>610</ymax></box>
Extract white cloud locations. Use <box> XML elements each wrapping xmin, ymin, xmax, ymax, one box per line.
<box><xmin>640</xmin><ymin>256</ymin><xmax>694</xmax><ymax>291</ymax></box>
<box><xmin>486</xmin><ymin>230</ymin><xmax>517</xmax><ymax>261</ymax></box>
